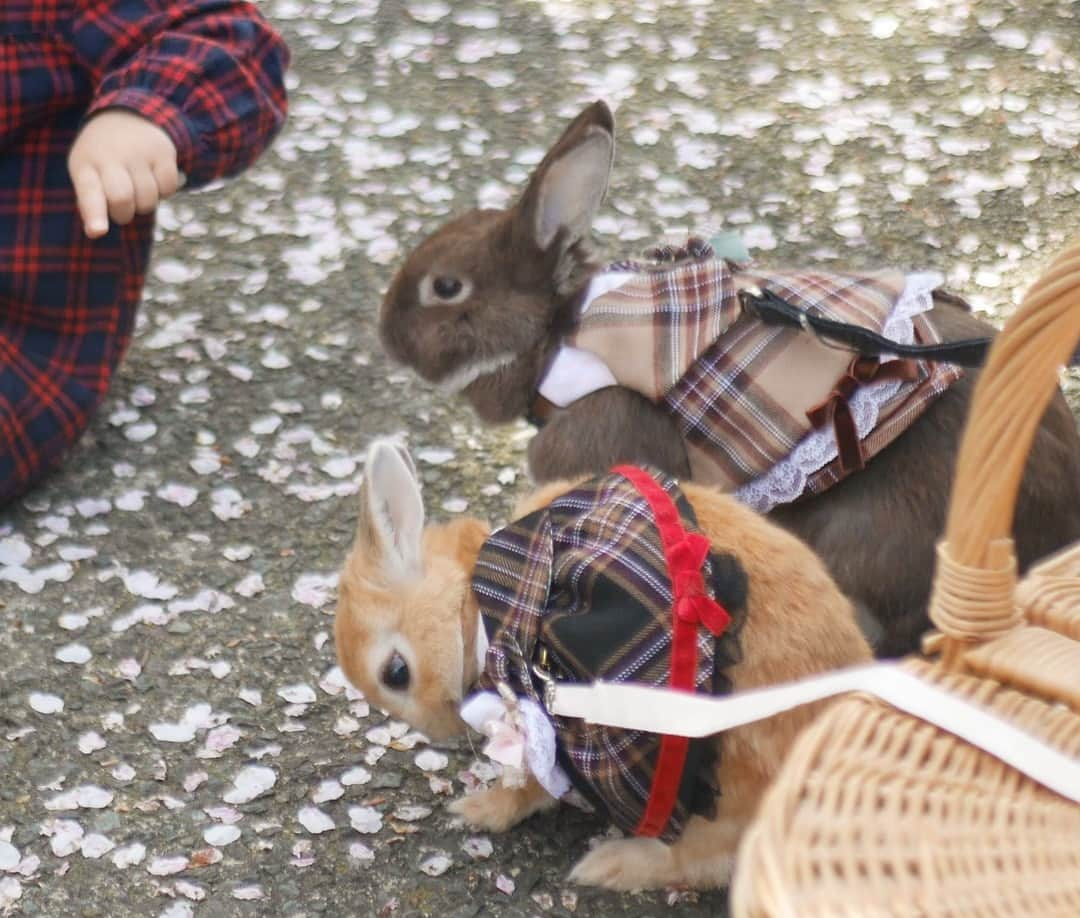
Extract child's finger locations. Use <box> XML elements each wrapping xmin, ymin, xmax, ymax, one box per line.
<box><xmin>131</xmin><ymin>166</ymin><xmax>160</xmax><ymax>215</ymax></box>
<box><xmin>71</xmin><ymin>165</ymin><xmax>109</xmax><ymax>238</ymax></box>
<box><xmin>152</xmin><ymin>158</ymin><xmax>180</xmax><ymax>200</ymax></box>
<box><xmin>101</xmin><ymin>164</ymin><xmax>137</xmax><ymax>225</ymax></box>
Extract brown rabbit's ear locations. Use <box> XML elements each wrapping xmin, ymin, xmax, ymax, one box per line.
<box><xmin>516</xmin><ymin>101</ymin><xmax>615</xmax><ymax>252</ymax></box>
<box><xmin>355</xmin><ymin>438</ymin><xmax>424</xmax><ymax>582</ymax></box>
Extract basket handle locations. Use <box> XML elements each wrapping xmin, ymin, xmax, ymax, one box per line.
<box><xmin>929</xmin><ymin>239</ymin><xmax>1080</xmax><ymax>655</ymax></box>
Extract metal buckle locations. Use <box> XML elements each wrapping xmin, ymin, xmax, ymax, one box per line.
<box><xmin>531</xmin><ymin>646</ymin><xmax>557</xmax><ymax>712</ymax></box>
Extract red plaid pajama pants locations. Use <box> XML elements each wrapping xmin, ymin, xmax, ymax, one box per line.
<box><xmin>1</xmin><ymin>273</ymin><xmax>141</xmax><ymax>506</ymax></box>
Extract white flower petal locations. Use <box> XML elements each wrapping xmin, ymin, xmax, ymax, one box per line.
<box><xmin>298</xmin><ymin>806</ymin><xmax>335</xmax><ymax>834</ymax></box>
<box><xmin>0</xmin><ymin>537</ymin><xmax>31</xmax><ymax>566</ymax></box>
<box><xmin>80</xmin><ymin>834</ymin><xmax>115</xmax><ymax>859</ymax></box>
<box><xmin>76</xmin><ymin>786</ymin><xmax>113</xmax><ymax>809</ymax></box>
<box><xmin>48</xmin><ymin>820</ymin><xmax>84</xmax><ymax>858</ymax></box>
<box><xmin>222</xmin><ymin>766</ymin><xmax>276</xmax><ymax>804</ymax></box>
<box><xmin>150</xmin><ymin>723</ymin><xmax>196</xmax><ymax>744</ymax></box>
<box><xmin>78</xmin><ymin>731</ymin><xmax>106</xmax><ymax>754</ymax></box>
<box><xmin>340</xmin><ymin>766</ymin><xmax>371</xmax><ymax>787</ymax></box>
<box><xmin>414</xmin><ymin>749</ymin><xmax>448</xmax><ymax>772</ymax></box>
<box><xmin>462</xmin><ymin>836</ymin><xmax>493</xmax><ymax>859</ymax></box>
<box><xmin>203</xmin><ymin>825</ymin><xmax>241</xmax><ymax>847</ymax></box>
<box><xmin>420</xmin><ymin>853</ymin><xmax>452</xmax><ymax>877</ymax></box>
<box><xmin>312</xmin><ymin>780</ymin><xmax>344</xmax><ymax>804</ymax></box>
<box><xmin>347</xmin><ymin>806</ymin><xmax>382</xmax><ymax>834</ymax></box>
<box><xmin>29</xmin><ymin>693</ymin><xmax>64</xmax><ymax>715</ymax></box>
<box><xmin>0</xmin><ymin>842</ymin><xmax>20</xmax><ymax>872</ymax></box>
<box><xmin>147</xmin><ymin>855</ymin><xmax>189</xmax><ymax>876</ymax></box>
<box><xmin>393</xmin><ymin>805</ymin><xmax>432</xmax><ymax>822</ymax></box>
<box><xmin>348</xmin><ymin>842</ymin><xmax>375</xmax><ymax>863</ymax></box>
<box><xmin>183</xmin><ymin>771</ymin><xmax>209</xmax><ymax>793</ymax></box>
<box><xmin>55</xmin><ymin>644</ymin><xmax>91</xmax><ymax>665</ymax></box>
<box><xmin>0</xmin><ymin>878</ymin><xmax>21</xmax><ymax>910</ymax></box>
<box><xmin>276</xmin><ymin>684</ymin><xmax>317</xmax><ymax>705</ymax></box>
<box><xmin>111</xmin><ymin>842</ymin><xmax>146</xmax><ymax>868</ymax></box>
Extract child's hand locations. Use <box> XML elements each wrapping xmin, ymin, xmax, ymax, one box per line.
<box><xmin>68</xmin><ymin>109</ymin><xmax>182</xmax><ymax>239</ymax></box>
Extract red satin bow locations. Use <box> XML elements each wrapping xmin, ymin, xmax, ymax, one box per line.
<box><xmin>670</xmin><ymin>533</ymin><xmax>731</xmax><ymax>636</ymax></box>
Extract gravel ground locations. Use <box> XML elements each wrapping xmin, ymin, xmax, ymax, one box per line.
<box><xmin>2</xmin><ymin>1</ymin><xmax>1078</xmax><ymax>916</ymax></box>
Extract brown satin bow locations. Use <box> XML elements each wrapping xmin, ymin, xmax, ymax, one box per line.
<box><xmin>807</xmin><ymin>356</ymin><xmax>919</xmax><ymax>473</ymax></box>
<box><xmin>670</xmin><ymin>533</ymin><xmax>731</xmax><ymax>636</ymax></box>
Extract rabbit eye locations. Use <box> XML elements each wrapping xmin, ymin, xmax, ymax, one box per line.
<box><xmin>433</xmin><ymin>276</ymin><xmax>463</xmax><ymax>299</ymax></box>
<box><xmin>381</xmin><ymin>652</ymin><xmax>410</xmax><ymax>691</ymax></box>
<box><xmin>420</xmin><ymin>274</ymin><xmax>471</xmax><ymax>306</ymax></box>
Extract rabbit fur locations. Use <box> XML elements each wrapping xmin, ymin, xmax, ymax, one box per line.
<box><xmin>378</xmin><ymin>100</ymin><xmax>1080</xmax><ymax>657</ymax></box>
<box><xmin>335</xmin><ymin>439</ymin><xmax>872</xmax><ymax>891</ymax></box>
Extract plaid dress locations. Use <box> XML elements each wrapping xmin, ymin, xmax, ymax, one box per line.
<box><xmin>1</xmin><ymin>1</ymin><xmax>289</xmax><ymax>504</ymax></box>
<box><xmin>472</xmin><ymin>465</ymin><xmax>746</xmax><ymax>842</ymax></box>
<box><xmin>561</xmin><ymin>252</ymin><xmax>964</xmax><ymax>501</ymax></box>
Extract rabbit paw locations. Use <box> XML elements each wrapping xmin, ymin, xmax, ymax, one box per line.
<box><xmin>447</xmin><ymin>785</ymin><xmax>550</xmax><ymax>833</ymax></box>
<box><xmin>568</xmin><ymin>837</ymin><xmax>674</xmax><ymax>891</ymax></box>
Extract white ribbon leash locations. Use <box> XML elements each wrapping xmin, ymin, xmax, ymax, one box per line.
<box><xmin>549</xmin><ymin>663</ymin><xmax>1080</xmax><ymax>804</ymax></box>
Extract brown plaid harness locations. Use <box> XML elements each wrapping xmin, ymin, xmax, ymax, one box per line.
<box><xmin>556</xmin><ymin>254</ymin><xmax>964</xmax><ymax>501</ymax></box>
<box><xmin>473</xmin><ymin>466</ymin><xmax>746</xmax><ymax>842</ymax></box>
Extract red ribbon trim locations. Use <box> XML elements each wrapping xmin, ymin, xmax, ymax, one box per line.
<box><xmin>612</xmin><ymin>464</ymin><xmax>732</xmax><ymax>838</ymax></box>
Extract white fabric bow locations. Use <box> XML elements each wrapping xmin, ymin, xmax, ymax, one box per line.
<box><xmin>460</xmin><ymin>684</ymin><xmax>571</xmax><ymax>800</ymax></box>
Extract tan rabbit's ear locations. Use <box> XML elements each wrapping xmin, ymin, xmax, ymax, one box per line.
<box><xmin>388</xmin><ymin>439</ymin><xmax>418</xmax><ymax>482</ymax></box>
<box><xmin>516</xmin><ymin>100</ymin><xmax>614</xmax><ymax>252</ymax></box>
<box><xmin>356</xmin><ymin>438</ymin><xmax>425</xmax><ymax>581</ymax></box>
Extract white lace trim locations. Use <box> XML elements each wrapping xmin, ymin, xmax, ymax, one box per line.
<box><xmin>734</xmin><ymin>271</ymin><xmax>944</xmax><ymax>513</ymax></box>
<box><xmin>459</xmin><ymin>690</ymin><xmax>572</xmax><ymax>800</ymax></box>
<box><xmin>475</xmin><ymin>615</ymin><xmax>489</xmax><ymax>674</ymax></box>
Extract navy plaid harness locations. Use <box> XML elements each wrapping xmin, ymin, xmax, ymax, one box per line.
<box><xmin>472</xmin><ymin>466</ymin><xmax>747</xmax><ymax>841</ymax></box>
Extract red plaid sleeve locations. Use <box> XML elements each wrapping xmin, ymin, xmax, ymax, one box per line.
<box><xmin>70</xmin><ymin>0</ymin><xmax>289</xmax><ymax>187</ymax></box>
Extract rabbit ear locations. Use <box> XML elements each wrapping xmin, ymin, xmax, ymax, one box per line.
<box><xmin>356</xmin><ymin>438</ymin><xmax>425</xmax><ymax>581</ymax></box>
<box><xmin>389</xmin><ymin>439</ymin><xmax>418</xmax><ymax>483</ymax></box>
<box><xmin>517</xmin><ymin>101</ymin><xmax>615</xmax><ymax>252</ymax></box>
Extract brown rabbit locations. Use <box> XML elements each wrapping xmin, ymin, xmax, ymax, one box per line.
<box><xmin>335</xmin><ymin>439</ymin><xmax>872</xmax><ymax>891</ymax></box>
<box><xmin>378</xmin><ymin>101</ymin><xmax>1080</xmax><ymax>657</ymax></box>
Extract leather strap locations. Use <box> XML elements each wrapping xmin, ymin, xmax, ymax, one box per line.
<box><xmin>739</xmin><ymin>286</ymin><xmax>1080</xmax><ymax>368</ymax></box>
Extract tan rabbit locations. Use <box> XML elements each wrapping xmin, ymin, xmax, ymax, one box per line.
<box><xmin>335</xmin><ymin>439</ymin><xmax>872</xmax><ymax>891</ymax></box>
<box><xmin>377</xmin><ymin>100</ymin><xmax>1080</xmax><ymax>659</ymax></box>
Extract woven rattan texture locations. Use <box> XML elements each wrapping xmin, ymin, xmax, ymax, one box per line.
<box><xmin>732</xmin><ymin>660</ymin><xmax>1080</xmax><ymax>917</ymax></box>
<box><xmin>731</xmin><ymin>241</ymin><xmax>1080</xmax><ymax>916</ymax></box>
<box><xmin>1017</xmin><ymin>543</ymin><xmax>1080</xmax><ymax>639</ymax></box>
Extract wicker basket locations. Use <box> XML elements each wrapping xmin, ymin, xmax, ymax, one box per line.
<box><xmin>730</xmin><ymin>241</ymin><xmax>1080</xmax><ymax>917</ymax></box>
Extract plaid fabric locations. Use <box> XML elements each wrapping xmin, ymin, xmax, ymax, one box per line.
<box><xmin>0</xmin><ymin>1</ymin><xmax>289</xmax><ymax>504</ymax></box>
<box><xmin>568</xmin><ymin>257</ymin><xmax>964</xmax><ymax>495</ymax></box>
<box><xmin>473</xmin><ymin>467</ymin><xmax>746</xmax><ymax>842</ymax></box>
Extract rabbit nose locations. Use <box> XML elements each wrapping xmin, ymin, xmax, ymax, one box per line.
<box><xmin>381</xmin><ymin>652</ymin><xmax>410</xmax><ymax>690</ymax></box>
